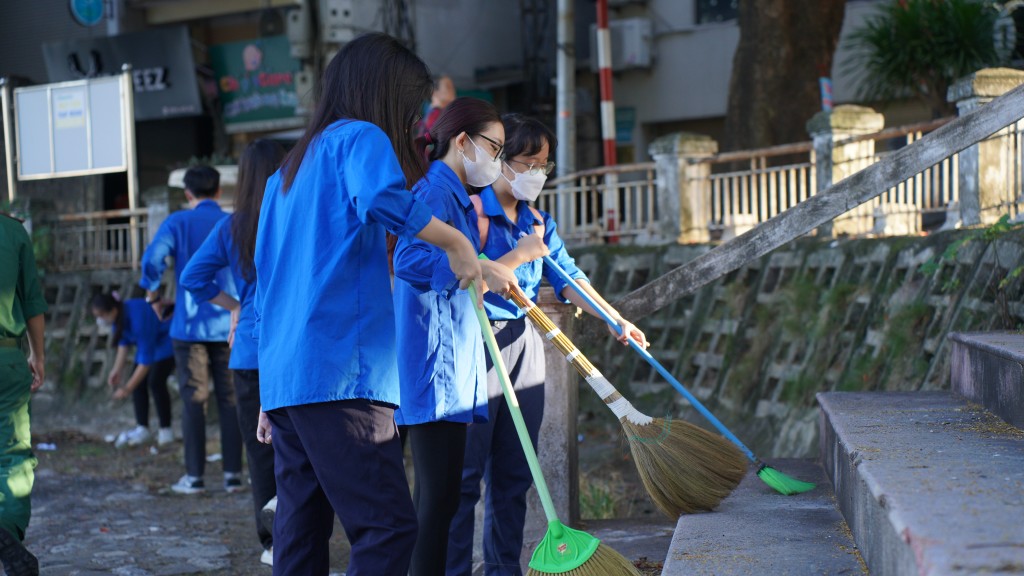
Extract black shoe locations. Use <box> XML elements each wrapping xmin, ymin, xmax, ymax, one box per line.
<box><xmin>0</xmin><ymin>528</ymin><xmax>38</xmax><ymax>576</ymax></box>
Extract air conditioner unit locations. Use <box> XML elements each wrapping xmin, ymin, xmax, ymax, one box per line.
<box><xmin>590</xmin><ymin>18</ymin><xmax>653</xmax><ymax>72</ymax></box>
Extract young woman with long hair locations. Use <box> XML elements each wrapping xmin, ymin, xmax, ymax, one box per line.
<box><xmin>392</xmin><ymin>97</ymin><xmax>519</xmax><ymax>575</ymax></box>
<box><xmin>251</xmin><ymin>33</ymin><xmax>494</xmax><ymax>575</ymax></box>
<box><xmin>447</xmin><ymin>114</ymin><xmax>649</xmax><ymax>576</ymax></box>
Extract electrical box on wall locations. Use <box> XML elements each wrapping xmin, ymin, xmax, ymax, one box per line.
<box><xmin>321</xmin><ymin>0</ymin><xmax>355</xmax><ymax>44</ymax></box>
<box><xmin>286</xmin><ymin>0</ymin><xmax>313</xmax><ymax>59</ymax></box>
<box><xmin>590</xmin><ymin>17</ymin><xmax>653</xmax><ymax>72</ymax></box>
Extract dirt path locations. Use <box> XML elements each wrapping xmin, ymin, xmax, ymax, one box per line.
<box><xmin>25</xmin><ymin>390</ymin><xmax>666</xmax><ymax>575</ymax></box>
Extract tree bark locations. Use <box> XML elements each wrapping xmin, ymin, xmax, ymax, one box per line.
<box><xmin>723</xmin><ymin>0</ymin><xmax>847</xmax><ymax>152</ymax></box>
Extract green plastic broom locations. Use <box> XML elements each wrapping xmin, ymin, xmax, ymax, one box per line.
<box><xmin>471</xmin><ymin>283</ymin><xmax>640</xmax><ymax>576</ymax></box>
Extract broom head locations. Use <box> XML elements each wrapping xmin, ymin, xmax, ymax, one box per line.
<box><xmin>623</xmin><ymin>417</ymin><xmax>747</xmax><ymax>517</ymax></box>
<box><xmin>527</xmin><ymin>524</ymin><xmax>642</xmax><ymax>576</ymax></box>
<box><xmin>757</xmin><ymin>464</ymin><xmax>816</xmax><ymax>495</ymax></box>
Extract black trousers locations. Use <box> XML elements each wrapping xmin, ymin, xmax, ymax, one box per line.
<box><xmin>131</xmin><ymin>357</ymin><xmax>175</xmax><ymax>429</ymax></box>
<box><xmin>405</xmin><ymin>421</ymin><xmax>469</xmax><ymax>576</ymax></box>
<box><xmin>234</xmin><ymin>369</ymin><xmax>275</xmax><ymax>551</ymax></box>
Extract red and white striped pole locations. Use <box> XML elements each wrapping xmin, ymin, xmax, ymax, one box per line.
<box><xmin>596</xmin><ymin>0</ymin><xmax>619</xmax><ymax>242</ymax></box>
<box><xmin>596</xmin><ymin>0</ymin><xmax>616</xmax><ymax>167</ymax></box>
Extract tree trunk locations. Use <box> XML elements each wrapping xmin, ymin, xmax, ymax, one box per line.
<box><xmin>723</xmin><ymin>0</ymin><xmax>847</xmax><ymax>152</ymax></box>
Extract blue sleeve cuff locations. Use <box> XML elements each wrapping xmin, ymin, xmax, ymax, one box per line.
<box><xmin>395</xmin><ymin>199</ymin><xmax>433</xmax><ymax>239</ymax></box>
<box><xmin>185</xmin><ymin>282</ymin><xmax>221</xmax><ymax>305</ymax></box>
<box><xmin>429</xmin><ymin>253</ymin><xmax>460</xmax><ymax>298</ymax></box>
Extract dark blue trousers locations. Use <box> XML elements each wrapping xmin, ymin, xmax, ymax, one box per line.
<box><xmin>446</xmin><ymin>318</ymin><xmax>545</xmax><ymax>576</ymax></box>
<box><xmin>268</xmin><ymin>399</ymin><xmax>417</xmax><ymax>576</ymax></box>
<box><xmin>233</xmin><ymin>369</ymin><xmax>275</xmax><ymax>551</ymax></box>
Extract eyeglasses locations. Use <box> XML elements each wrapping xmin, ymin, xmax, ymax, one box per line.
<box><xmin>505</xmin><ymin>158</ymin><xmax>556</xmax><ymax>176</ymax></box>
<box><xmin>472</xmin><ymin>133</ymin><xmax>504</xmax><ymax>162</ymax></box>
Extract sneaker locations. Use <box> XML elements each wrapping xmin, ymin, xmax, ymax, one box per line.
<box><xmin>114</xmin><ymin>425</ymin><xmax>150</xmax><ymax>448</ymax></box>
<box><xmin>0</xmin><ymin>528</ymin><xmax>38</xmax><ymax>576</ymax></box>
<box><xmin>224</xmin><ymin>472</ymin><xmax>245</xmax><ymax>493</ymax></box>
<box><xmin>157</xmin><ymin>427</ymin><xmax>174</xmax><ymax>446</ymax></box>
<box><xmin>260</xmin><ymin>496</ymin><xmax>277</xmax><ymax>533</ymax></box>
<box><xmin>260</xmin><ymin>546</ymin><xmax>273</xmax><ymax>567</ymax></box>
<box><xmin>170</xmin><ymin>475</ymin><xmax>205</xmax><ymax>495</ymax></box>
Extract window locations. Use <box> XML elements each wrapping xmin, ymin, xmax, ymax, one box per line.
<box><xmin>696</xmin><ymin>0</ymin><xmax>738</xmax><ymax>24</ymax></box>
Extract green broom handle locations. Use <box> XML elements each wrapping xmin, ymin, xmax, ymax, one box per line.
<box><xmin>471</xmin><ymin>283</ymin><xmax>561</xmax><ymax>523</ymax></box>
<box><xmin>542</xmin><ymin>255</ymin><xmax>759</xmax><ymax>465</ymax></box>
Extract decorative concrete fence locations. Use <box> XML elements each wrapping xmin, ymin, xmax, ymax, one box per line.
<box><xmin>537</xmin><ymin>67</ymin><xmax>1024</xmax><ymax>247</ymax></box>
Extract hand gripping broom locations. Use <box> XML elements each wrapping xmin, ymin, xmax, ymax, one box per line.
<box><xmin>471</xmin><ymin>284</ymin><xmax>642</xmax><ymax>576</ymax></box>
<box><xmin>542</xmin><ymin>255</ymin><xmax>816</xmax><ymax>496</ymax></box>
<box><xmin>502</xmin><ymin>287</ymin><xmax>745</xmax><ymax>517</ymax></box>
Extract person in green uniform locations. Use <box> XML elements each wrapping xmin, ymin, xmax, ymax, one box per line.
<box><xmin>0</xmin><ymin>211</ymin><xmax>46</xmax><ymax>576</ymax></box>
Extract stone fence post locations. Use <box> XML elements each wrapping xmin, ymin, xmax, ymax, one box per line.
<box><xmin>948</xmin><ymin>67</ymin><xmax>1024</xmax><ymax>227</ymax></box>
<box><xmin>649</xmin><ymin>132</ymin><xmax>717</xmax><ymax>244</ymax></box>
<box><xmin>807</xmin><ymin>105</ymin><xmax>885</xmax><ymax>236</ymax></box>
<box><xmin>523</xmin><ymin>287</ymin><xmax>579</xmax><ymax>542</ymax></box>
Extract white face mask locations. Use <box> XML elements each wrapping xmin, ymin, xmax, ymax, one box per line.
<box><xmin>502</xmin><ymin>164</ymin><xmax>548</xmax><ymax>202</ymax></box>
<box><xmin>96</xmin><ymin>317</ymin><xmax>113</xmax><ymax>332</ymax></box>
<box><xmin>460</xmin><ymin>136</ymin><xmax>501</xmax><ymax>187</ymax></box>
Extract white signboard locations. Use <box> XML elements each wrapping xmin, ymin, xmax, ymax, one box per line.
<box><xmin>14</xmin><ymin>75</ymin><xmax>127</xmax><ymax>180</ymax></box>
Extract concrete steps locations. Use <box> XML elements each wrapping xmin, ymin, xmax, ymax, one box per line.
<box><xmin>950</xmin><ymin>331</ymin><xmax>1024</xmax><ymax>428</ymax></box>
<box><xmin>662</xmin><ymin>458</ymin><xmax>864</xmax><ymax>575</ymax></box>
<box><xmin>818</xmin><ymin>391</ymin><xmax>1024</xmax><ymax>575</ymax></box>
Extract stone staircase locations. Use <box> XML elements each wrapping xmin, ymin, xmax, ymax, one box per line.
<box><xmin>660</xmin><ymin>332</ymin><xmax>1024</xmax><ymax>575</ymax></box>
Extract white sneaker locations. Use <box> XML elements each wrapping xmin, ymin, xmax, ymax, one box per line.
<box><xmin>114</xmin><ymin>425</ymin><xmax>150</xmax><ymax>448</ymax></box>
<box><xmin>261</xmin><ymin>496</ymin><xmax>277</xmax><ymax>533</ymax></box>
<box><xmin>170</xmin><ymin>474</ymin><xmax>205</xmax><ymax>494</ymax></box>
<box><xmin>157</xmin><ymin>427</ymin><xmax>174</xmax><ymax>446</ymax></box>
<box><xmin>260</xmin><ymin>547</ymin><xmax>273</xmax><ymax>567</ymax></box>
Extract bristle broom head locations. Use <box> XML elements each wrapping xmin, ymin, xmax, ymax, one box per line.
<box><xmin>622</xmin><ymin>417</ymin><xmax>747</xmax><ymax>517</ymax></box>
<box><xmin>527</xmin><ymin>541</ymin><xmax>642</xmax><ymax>576</ymax></box>
<box><xmin>527</xmin><ymin>520</ymin><xmax>600</xmax><ymax>574</ymax></box>
<box><xmin>757</xmin><ymin>464</ymin><xmax>816</xmax><ymax>495</ymax></box>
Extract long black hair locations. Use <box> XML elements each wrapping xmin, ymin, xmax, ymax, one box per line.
<box><xmin>281</xmin><ymin>33</ymin><xmax>433</xmax><ymax>192</ymax></box>
<box><xmin>500</xmin><ymin>113</ymin><xmax>557</xmax><ymax>160</ymax></box>
<box><xmin>90</xmin><ymin>293</ymin><xmax>125</xmax><ymax>343</ymax></box>
<box><xmin>232</xmin><ymin>139</ymin><xmax>285</xmax><ymax>281</ymax></box>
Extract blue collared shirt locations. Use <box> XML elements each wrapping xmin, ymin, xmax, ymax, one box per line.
<box><xmin>254</xmin><ymin>120</ymin><xmax>433</xmax><ymax>411</ymax></box>
<box><xmin>118</xmin><ymin>298</ymin><xmax>173</xmax><ymax>366</ymax></box>
<box><xmin>179</xmin><ymin>216</ymin><xmax>257</xmax><ymax>370</ymax></box>
<box><xmin>139</xmin><ymin>199</ymin><xmax>235</xmax><ymax>342</ymax></box>
<box><xmin>477</xmin><ymin>187</ymin><xmax>589</xmax><ymax>320</ymax></box>
<box><xmin>393</xmin><ymin>161</ymin><xmax>488</xmax><ymax>425</ymax></box>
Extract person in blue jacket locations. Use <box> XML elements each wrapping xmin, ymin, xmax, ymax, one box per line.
<box><xmin>252</xmin><ymin>33</ymin><xmax>490</xmax><ymax>576</ymax></box>
<box><xmin>180</xmin><ymin>139</ymin><xmax>285</xmax><ymax>568</ymax></box>
<box><xmin>447</xmin><ymin>114</ymin><xmax>649</xmax><ymax>576</ymax></box>
<box><xmin>139</xmin><ymin>165</ymin><xmax>243</xmax><ymax>496</ymax></box>
<box><xmin>393</xmin><ymin>97</ymin><xmax>519</xmax><ymax>576</ymax></box>
<box><xmin>91</xmin><ymin>292</ymin><xmax>175</xmax><ymax>449</ymax></box>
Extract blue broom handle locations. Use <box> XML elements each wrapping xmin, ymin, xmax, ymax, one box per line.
<box><xmin>542</xmin><ymin>254</ymin><xmax>758</xmax><ymax>464</ymax></box>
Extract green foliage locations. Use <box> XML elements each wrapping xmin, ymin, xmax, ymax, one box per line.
<box><xmin>919</xmin><ymin>215</ymin><xmax>1023</xmax><ymax>278</ymax></box>
<box><xmin>579</xmin><ymin>474</ymin><xmax>619</xmax><ymax>519</ymax></box>
<box><xmin>845</xmin><ymin>0</ymin><xmax>1001</xmax><ymax>116</ymax></box>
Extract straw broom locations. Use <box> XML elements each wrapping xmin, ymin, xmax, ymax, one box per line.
<box><xmin>541</xmin><ymin>255</ymin><xmax>816</xmax><ymax>496</ymax></box>
<box><xmin>471</xmin><ymin>284</ymin><xmax>641</xmax><ymax>576</ymax></box>
<box><xmin>504</xmin><ymin>288</ymin><xmax>746</xmax><ymax>517</ymax></box>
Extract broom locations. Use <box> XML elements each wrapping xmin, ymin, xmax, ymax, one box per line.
<box><xmin>471</xmin><ymin>284</ymin><xmax>641</xmax><ymax>576</ymax></box>
<box><xmin>542</xmin><ymin>254</ymin><xmax>816</xmax><ymax>496</ymax></box>
<box><xmin>503</xmin><ymin>287</ymin><xmax>746</xmax><ymax>517</ymax></box>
